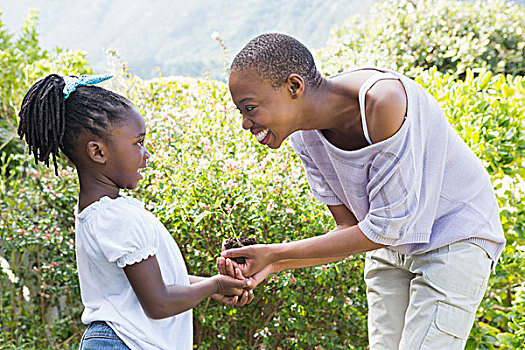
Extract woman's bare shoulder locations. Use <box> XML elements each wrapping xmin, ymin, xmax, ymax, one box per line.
<box><xmin>365</xmin><ymin>79</ymin><xmax>407</xmax><ymax>143</ymax></box>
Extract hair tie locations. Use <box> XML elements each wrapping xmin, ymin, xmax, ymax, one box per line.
<box><xmin>63</xmin><ymin>74</ymin><xmax>113</xmax><ymax>99</ymax></box>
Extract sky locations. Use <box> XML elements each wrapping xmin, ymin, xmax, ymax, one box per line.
<box><xmin>0</xmin><ymin>0</ymin><xmax>375</xmax><ymax>79</ymax></box>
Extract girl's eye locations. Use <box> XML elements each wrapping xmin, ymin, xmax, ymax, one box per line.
<box><xmin>245</xmin><ymin>106</ymin><xmax>255</xmax><ymax>112</ymax></box>
<box><xmin>138</xmin><ymin>139</ymin><xmax>144</xmax><ymax>146</ymax></box>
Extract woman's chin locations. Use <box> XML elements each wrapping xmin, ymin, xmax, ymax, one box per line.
<box><xmin>267</xmin><ymin>138</ymin><xmax>284</xmax><ymax>149</ymax></box>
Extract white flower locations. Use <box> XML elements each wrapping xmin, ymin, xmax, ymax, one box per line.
<box><xmin>211</xmin><ymin>31</ymin><xmax>220</xmax><ymax>41</ymax></box>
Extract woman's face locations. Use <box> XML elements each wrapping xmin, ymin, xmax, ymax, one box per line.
<box><xmin>228</xmin><ymin>69</ymin><xmax>299</xmax><ymax>149</ymax></box>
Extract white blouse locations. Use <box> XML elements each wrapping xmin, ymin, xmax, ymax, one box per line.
<box><xmin>75</xmin><ymin>195</ymin><xmax>192</xmax><ymax>350</ymax></box>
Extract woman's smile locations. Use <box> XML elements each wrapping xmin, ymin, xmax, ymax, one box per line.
<box><xmin>254</xmin><ymin>127</ymin><xmax>270</xmax><ymax>144</ymax></box>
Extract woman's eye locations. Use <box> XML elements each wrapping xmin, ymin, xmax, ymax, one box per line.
<box><xmin>245</xmin><ymin>106</ymin><xmax>255</xmax><ymax>112</ymax></box>
<box><xmin>138</xmin><ymin>139</ymin><xmax>144</xmax><ymax>146</ymax></box>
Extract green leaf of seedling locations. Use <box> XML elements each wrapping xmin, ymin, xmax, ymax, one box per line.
<box><xmin>194</xmin><ymin>210</ymin><xmax>213</xmax><ymax>226</ymax></box>
<box><xmin>213</xmin><ymin>197</ymin><xmax>224</xmax><ymax>209</ymax></box>
<box><xmin>233</xmin><ymin>196</ymin><xmax>244</xmax><ymax>208</ymax></box>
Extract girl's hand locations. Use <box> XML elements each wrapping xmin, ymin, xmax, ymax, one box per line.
<box><xmin>211</xmin><ymin>291</ymin><xmax>252</xmax><ymax>307</ymax></box>
<box><xmin>211</xmin><ymin>272</ymin><xmax>251</xmax><ymax>297</ymax></box>
<box><xmin>212</xmin><ymin>267</ymin><xmax>253</xmax><ymax>306</ymax></box>
<box><xmin>221</xmin><ymin>244</ymin><xmax>273</xmax><ymax>277</ymax></box>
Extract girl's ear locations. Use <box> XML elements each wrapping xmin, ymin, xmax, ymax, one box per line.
<box><xmin>286</xmin><ymin>74</ymin><xmax>305</xmax><ymax>99</ymax></box>
<box><xmin>86</xmin><ymin>141</ymin><xmax>107</xmax><ymax>164</ymax></box>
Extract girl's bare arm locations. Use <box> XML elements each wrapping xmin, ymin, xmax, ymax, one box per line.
<box><xmin>124</xmin><ymin>256</ymin><xmax>250</xmax><ymax>319</ymax></box>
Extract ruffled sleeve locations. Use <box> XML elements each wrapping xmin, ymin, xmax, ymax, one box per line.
<box><xmin>87</xmin><ymin>197</ymin><xmax>159</xmax><ymax>268</ymax></box>
<box><xmin>290</xmin><ymin>134</ymin><xmax>343</xmax><ymax>206</ymax></box>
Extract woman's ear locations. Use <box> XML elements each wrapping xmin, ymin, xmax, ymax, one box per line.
<box><xmin>286</xmin><ymin>74</ymin><xmax>305</xmax><ymax>99</ymax></box>
<box><xmin>86</xmin><ymin>141</ymin><xmax>107</xmax><ymax>164</ymax></box>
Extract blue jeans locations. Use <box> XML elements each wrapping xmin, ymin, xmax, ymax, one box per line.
<box><xmin>79</xmin><ymin>321</ymin><xmax>130</xmax><ymax>350</ymax></box>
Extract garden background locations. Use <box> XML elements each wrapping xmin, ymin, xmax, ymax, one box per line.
<box><xmin>1</xmin><ymin>0</ymin><xmax>524</xmax><ymax>349</ymax></box>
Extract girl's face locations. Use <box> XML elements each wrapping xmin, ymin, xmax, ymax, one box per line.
<box><xmin>228</xmin><ymin>69</ymin><xmax>299</xmax><ymax>149</ymax></box>
<box><xmin>104</xmin><ymin>107</ymin><xmax>150</xmax><ymax>190</ymax></box>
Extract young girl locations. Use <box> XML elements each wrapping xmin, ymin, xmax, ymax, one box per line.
<box><xmin>219</xmin><ymin>33</ymin><xmax>506</xmax><ymax>349</ymax></box>
<box><xmin>18</xmin><ymin>74</ymin><xmax>252</xmax><ymax>350</ymax></box>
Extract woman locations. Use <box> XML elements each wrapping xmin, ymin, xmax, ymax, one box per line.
<box><xmin>218</xmin><ymin>33</ymin><xmax>505</xmax><ymax>349</ymax></box>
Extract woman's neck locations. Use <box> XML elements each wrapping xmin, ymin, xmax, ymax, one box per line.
<box><xmin>305</xmin><ymin>78</ymin><xmax>361</xmax><ymax>133</ymax></box>
<box><xmin>305</xmin><ymin>76</ymin><xmax>370</xmax><ymax>151</ymax></box>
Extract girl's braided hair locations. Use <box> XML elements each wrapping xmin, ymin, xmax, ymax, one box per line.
<box><xmin>230</xmin><ymin>33</ymin><xmax>323</xmax><ymax>89</ymax></box>
<box><xmin>18</xmin><ymin>74</ymin><xmax>133</xmax><ymax>171</ymax></box>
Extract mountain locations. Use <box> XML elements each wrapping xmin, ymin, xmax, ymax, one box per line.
<box><xmin>0</xmin><ymin>0</ymin><xmax>376</xmax><ymax>80</ymax></box>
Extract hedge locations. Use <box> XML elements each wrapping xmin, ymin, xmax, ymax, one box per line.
<box><xmin>1</xmin><ymin>67</ymin><xmax>523</xmax><ymax>348</ymax></box>
<box><xmin>1</xmin><ymin>0</ymin><xmax>524</xmax><ymax>348</ymax></box>
<box><xmin>317</xmin><ymin>0</ymin><xmax>525</xmax><ymax>78</ymax></box>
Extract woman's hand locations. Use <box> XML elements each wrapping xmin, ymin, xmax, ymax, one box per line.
<box><xmin>220</xmin><ymin>244</ymin><xmax>274</xmax><ymax>277</ymax></box>
<box><xmin>217</xmin><ymin>256</ymin><xmax>276</xmax><ymax>290</ymax></box>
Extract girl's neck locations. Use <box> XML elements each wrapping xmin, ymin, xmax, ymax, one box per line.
<box><xmin>77</xmin><ymin>172</ymin><xmax>120</xmax><ymax>212</ymax></box>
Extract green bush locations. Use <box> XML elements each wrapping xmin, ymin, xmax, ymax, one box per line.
<box><xmin>0</xmin><ymin>10</ymin><xmax>91</xmax><ymax>157</ymax></box>
<box><xmin>317</xmin><ymin>0</ymin><xmax>525</xmax><ymax>78</ymax></box>
<box><xmin>3</xmin><ymin>67</ymin><xmax>522</xmax><ymax>348</ymax></box>
<box><xmin>1</xmin><ymin>2</ymin><xmax>524</xmax><ymax>348</ymax></box>
<box><xmin>0</xmin><ymin>154</ymin><xmax>82</xmax><ymax>349</ymax></box>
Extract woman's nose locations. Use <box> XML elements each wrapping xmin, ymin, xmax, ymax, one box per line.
<box><xmin>241</xmin><ymin>115</ymin><xmax>253</xmax><ymax>130</ymax></box>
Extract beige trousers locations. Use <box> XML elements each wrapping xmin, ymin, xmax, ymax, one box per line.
<box><xmin>364</xmin><ymin>242</ymin><xmax>492</xmax><ymax>350</ymax></box>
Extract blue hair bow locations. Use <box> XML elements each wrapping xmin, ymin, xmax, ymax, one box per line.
<box><xmin>62</xmin><ymin>74</ymin><xmax>113</xmax><ymax>99</ymax></box>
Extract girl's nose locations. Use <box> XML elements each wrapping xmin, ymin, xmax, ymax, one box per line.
<box><xmin>241</xmin><ymin>115</ymin><xmax>253</xmax><ymax>130</ymax></box>
<box><xmin>144</xmin><ymin>148</ymin><xmax>151</xmax><ymax>159</ymax></box>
